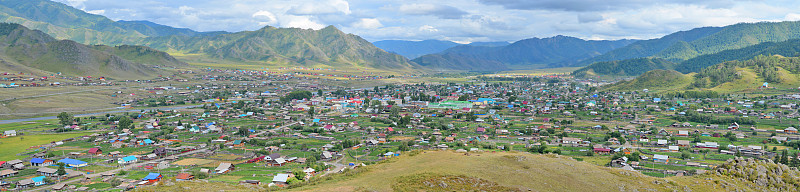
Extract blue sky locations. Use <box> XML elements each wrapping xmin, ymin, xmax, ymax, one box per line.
<box><xmin>54</xmin><ymin>0</ymin><xmax>800</xmax><ymax>43</ymax></box>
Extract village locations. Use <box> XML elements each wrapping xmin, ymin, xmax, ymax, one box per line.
<box><xmin>1</xmin><ymin>67</ymin><xmax>800</xmax><ymax>191</ymax></box>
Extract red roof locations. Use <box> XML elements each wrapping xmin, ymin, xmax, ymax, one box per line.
<box><xmin>593</xmin><ymin>148</ymin><xmax>611</xmax><ymax>152</ymax></box>
<box><xmin>176</xmin><ymin>173</ymin><xmax>193</xmax><ymax>180</ymax></box>
<box><xmin>387</xmin><ymin>127</ymin><xmax>394</xmax><ymax>132</ymax></box>
<box><xmin>88</xmin><ymin>148</ymin><xmax>101</xmax><ymax>153</ymax></box>
<box><xmin>0</xmin><ymin>161</ymin><xmax>5</xmax><ymax>166</ymax></box>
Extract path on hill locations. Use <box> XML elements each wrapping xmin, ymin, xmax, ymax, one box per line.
<box><xmin>27</xmin><ymin>148</ymin><xmax>209</xmax><ymax>192</ymax></box>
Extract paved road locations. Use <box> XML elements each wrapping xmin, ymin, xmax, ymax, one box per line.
<box><xmin>0</xmin><ymin>104</ymin><xmax>204</xmax><ymax>124</ymax></box>
<box><xmin>27</xmin><ymin>148</ymin><xmax>209</xmax><ymax>192</ymax></box>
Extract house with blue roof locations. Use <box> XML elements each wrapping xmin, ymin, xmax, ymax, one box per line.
<box><xmin>142</xmin><ymin>173</ymin><xmax>162</xmax><ymax>183</ymax></box>
<box><xmin>58</xmin><ymin>158</ymin><xmax>88</xmax><ymax>168</ymax></box>
<box><xmin>31</xmin><ymin>176</ymin><xmax>45</xmax><ymax>186</ymax></box>
<box><xmin>118</xmin><ymin>155</ymin><xmax>138</xmax><ymax>164</ymax></box>
<box><xmin>29</xmin><ymin>158</ymin><xmax>53</xmax><ymax>166</ymax></box>
<box><xmin>139</xmin><ymin>139</ymin><xmax>154</xmax><ymax>145</ymax></box>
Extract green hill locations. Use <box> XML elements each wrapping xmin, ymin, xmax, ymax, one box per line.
<box><xmin>583</xmin><ymin>21</ymin><xmax>800</xmax><ymax>65</ymax></box>
<box><xmin>138</xmin><ymin>25</ymin><xmax>421</xmax><ymax>72</ymax></box>
<box><xmin>0</xmin><ymin>23</ymin><xmax>185</xmax><ymax>79</ymax></box>
<box><xmin>605</xmin><ymin>69</ymin><xmax>693</xmax><ymax>91</ymax></box>
<box><xmin>608</xmin><ymin>55</ymin><xmax>800</xmax><ymax>93</ymax></box>
<box><xmin>675</xmin><ymin>39</ymin><xmax>800</xmax><ymax>73</ymax></box>
<box><xmin>573</xmin><ymin>58</ymin><xmax>675</xmax><ymax>77</ymax></box>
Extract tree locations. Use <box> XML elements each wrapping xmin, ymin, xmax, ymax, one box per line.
<box><xmin>56</xmin><ymin>163</ymin><xmax>67</xmax><ymax>176</ymax></box>
<box><xmin>308</xmin><ymin>106</ymin><xmax>315</xmax><ymax>116</ymax></box>
<box><xmin>57</xmin><ymin>112</ymin><xmax>73</xmax><ymax>126</ymax></box>
<box><xmin>293</xmin><ymin>169</ymin><xmax>306</xmax><ymax>180</ymax></box>
<box><xmin>118</xmin><ymin>117</ymin><xmax>133</xmax><ymax>130</ymax></box>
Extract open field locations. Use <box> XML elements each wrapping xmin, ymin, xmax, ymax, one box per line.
<box><xmin>0</xmin><ymin>132</ymin><xmax>87</xmax><ymax>161</ymax></box>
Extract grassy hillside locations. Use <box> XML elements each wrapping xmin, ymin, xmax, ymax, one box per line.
<box><xmin>606</xmin><ymin>55</ymin><xmax>800</xmax><ymax>94</ymax></box>
<box><xmin>573</xmin><ymin>58</ymin><xmax>676</xmax><ymax>77</ymax></box>
<box><xmin>136</xmin><ymin>150</ymin><xmax>782</xmax><ymax>192</ymax></box>
<box><xmin>605</xmin><ymin>70</ymin><xmax>694</xmax><ymax>92</ymax></box>
<box><xmin>675</xmin><ymin>39</ymin><xmax>800</xmax><ymax>73</ymax></box>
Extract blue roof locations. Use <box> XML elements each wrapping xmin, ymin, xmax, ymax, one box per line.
<box><xmin>121</xmin><ymin>156</ymin><xmax>137</xmax><ymax>162</ymax></box>
<box><xmin>30</xmin><ymin>158</ymin><xmax>47</xmax><ymax>164</ymax></box>
<box><xmin>143</xmin><ymin>173</ymin><xmax>162</xmax><ymax>180</ymax></box>
<box><xmin>58</xmin><ymin>158</ymin><xmax>87</xmax><ymax>165</ymax></box>
<box><xmin>31</xmin><ymin>176</ymin><xmax>45</xmax><ymax>183</ymax></box>
<box><xmin>143</xmin><ymin>139</ymin><xmax>153</xmax><ymax>144</ymax></box>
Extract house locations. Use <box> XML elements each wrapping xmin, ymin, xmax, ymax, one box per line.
<box><xmin>3</xmin><ymin>130</ymin><xmax>16</xmax><ymax>137</ymax></box>
<box><xmin>37</xmin><ymin>167</ymin><xmax>58</xmax><ymax>176</ymax></box>
<box><xmin>215</xmin><ymin>163</ymin><xmax>234</xmax><ymax>174</ymax></box>
<box><xmin>269</xmin><ymin>158</ymin><xmax>287</xmax><ymax>166</ymax></box>
<box><xmin>153</xmin><ymin>148</ymin><xmax>167</xmax><ymax>156</ymax></box>
<box><xmin>677</xmin><ymin>140</ymin><xmax>691</xmax><ymax>147</ymax></box>
<box><xmin>303</xmin><ymin>167</ymin><xmax>316</xmax><ymax>175</ymax></box>
<box><xmin>58</xmin><ymin>158</ymin><xmax>88</xmax><ymax>168</ymax></box>
<box><xmin>561</xmin><ymin>137</ymin><xmax>582</xmax><ymax>144</ymax></box>
<box><xmin>51</xmin><ymin>183</ymin><xmax>67</xmax><ymax>191</ymax></box>
<box><xmin>786</xmin><ymin>127</ymin><xmax>799</xmax><ymax>134</ymax></box>
<box><xmin>593</xmin><ymin>148</ymin><xmax>611</xmax><ymax>154</ymax></box>
<box><xmin>142</xmin><ymin>173</ymin><xmax>163</xmax><ymax>183</ymax></box>
<box><xmin>30</xmin><ymin>158</ymin><xmax>54</xmax><ymax>166</ymax></box>
<box><xmin>321</xmin><ymin>151</ymin><xmax>333</xmax><ymax>159</ymax></box>
<box><xmin>272</xmin><ymin>173</ymin><xmax>290</xmax><ymax>186</ymax></box>
<box><xmin>88</xmin><ymin>148</ymin><xmax>103</xmax><ymax>155</ymax></box>
<box><xmin>0</xmin><ymin>169</ymin><xmax>17</xmax><ymax>178</ymax></box>
<box><xmin>7</xmin><ymin>159</ymin><xmax>24</xmax><ymax>170</ymax></box>
<box><xmin>175</xmin><ymin>173</ymin><xmax>194</xmax><ymax>181</ymax></box>
<box><xmin>264</xmin><ymin>153</ymin><xmax>281</xmax><ymax>161</ymax></box>
<box><xmin>31</xmin><ymin>176</ymin><xmax>46</xmax><ymax>186</ymax></box>
<box><xmin>653</xmin><ymin>154</ymin><xmax>669</xmax><ymax>163</ymax></box>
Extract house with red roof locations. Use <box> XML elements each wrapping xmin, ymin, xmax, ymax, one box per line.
<box><xmin>88</xmin><ymin>148</ymin><xmax>103</xmax><ymax>155</ymax></box>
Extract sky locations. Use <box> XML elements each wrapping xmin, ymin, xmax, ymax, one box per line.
<box><xmin>54</xmin><ymin>0</ymin><xmax>800</xmax><ymax>43</ymax></box>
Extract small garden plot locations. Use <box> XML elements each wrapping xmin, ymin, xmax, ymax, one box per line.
<box><xmin>173</xmin><ymin>158</ymin><xmax>216</xmax><ymax>166</ymax></box>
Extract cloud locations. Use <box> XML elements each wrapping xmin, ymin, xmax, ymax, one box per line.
<box><xmin>284</xmin><ymin>15</ymin><xmax>327</xmax><ymax>30</ymax></box>
<box><xmin>252</xmin><ymin>10</ymin><xmax>278</xmax><ymax>25</ymax></box>
<box><xmin>477</xmin><ymin>0</ymin><xmax>738</xmax><ymax>12</ymax></box>
<box><xmin>419</xmin><ymin>25</ymin><xmax>439</xmax><ymax>32</ymax></box>
<box><xmin>352</xmin><ymin>18</ymin><xmax>383</xmax><ymax>29</ymax></box>
<box><xmin>577</xmin><ymin>13</ymin><xmax>603</xmax><ymax>23</ymax></box>
<box><xmin>86</xmin><ymin>9</ymin><xmax>105</xmax><ymax>15</ymax></box>
<box><xmin>398</xmin><ymin>4</ymin><xmax>468</xmax><ymax>19</ymax></box>
<box><xmin>287</xmin><ymin>0</ymin><xmax>351</xmax><ymax>15</ymax></box>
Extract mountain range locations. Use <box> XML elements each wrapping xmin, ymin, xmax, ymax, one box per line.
<box><xmin>373</xmin><ymin>40</ymin><xmax>509</xmax><ymax>59</ymax></box>
<box><xmin>577</xmin><ymin>21</ymin><xmax>800</xmax><ymax>77</ymax></box>
<box><xmin>0</xmin><ymin>23</ymin><xmax>185</xmax><ymax>79</ymax></box>
<box><xmin>413</xmin><ymin>36</ymin><xmax>636</xmax><ymax>71</ymax></box>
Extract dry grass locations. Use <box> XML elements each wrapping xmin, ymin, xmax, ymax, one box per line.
<box><xmin>173</xmin><ymin>158</ymin><xmax>216</xmax><ymax>166</ymax></box>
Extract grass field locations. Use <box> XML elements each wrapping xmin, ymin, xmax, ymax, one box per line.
<box><xmin>0</xmin><ymin>132</ymin><xmax>87</xmax><ymax>161</ymax></box>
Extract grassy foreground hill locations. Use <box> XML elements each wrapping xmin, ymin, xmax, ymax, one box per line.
<box><xmin>134</xmin><ymin>150</ymin><xmax>788</xmax><ymax>192</ymax></box>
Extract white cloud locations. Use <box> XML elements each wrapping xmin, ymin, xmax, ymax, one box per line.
<box><xmin>419</xmin><ymin>25</ymin><xmax>438</xmax><ymax>32</ymax></box>
<box><xmin>352</xmin><ymin>18</ymin><xmax>383</xmax><ymax>29</ymax></box>
<box><xmin>283</xmin><ymin>16</ymin><xmax>327</xmax><ymax>30</ymax></box>
<box><xmin>86</xmin><ymin>9</ymin><xmax>105</xmax><ymax>15</ymax></box>
<box><xmin>785</xmin><ymin>13</ymin><xmax>800</xmax><ymax>21</ymax></box>
<box><xmin>398</xmin><ymin>3</ymin><xmax>468</xmax><ymax>19</ymax></box>
<box><xmin>288</xmin><ymin>0</ymin><xmax>351</xmax><ymax>15</ymax></box>
<box><xmin>252</xmin><ymin>10</ymin><xmax>278</xmax><ymax>25</ymax></box>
